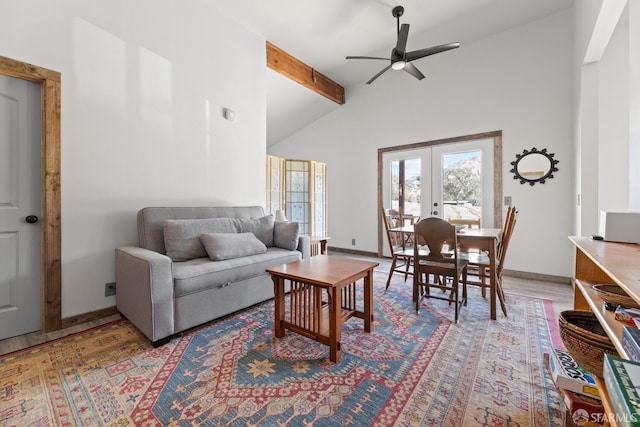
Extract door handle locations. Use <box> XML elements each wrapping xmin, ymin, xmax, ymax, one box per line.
<box><xmin>25</xmin><ymin>215</ymin><xmax>39</xmax><ymax>224</ymax></box>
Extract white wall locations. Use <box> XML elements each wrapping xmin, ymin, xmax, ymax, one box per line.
<box><xmin>599</xmin><ymin>21</ymin><xmax>629</xmax><ymax>212</ymax></box>
<box><xmin>0</xmin><ymin>0</ymin><xmax>267</xmax><ymax>317</ymax></box>
<box><xmin>270</xmin><ymin>10</ymin><xmax>574</xmax><ymax>277</ymax></box>
<box><xmin>571</xmin><ymin>0</ymin><xmax>604</xmax><ymax>236</ymax></box>
<box><xmin>630</xmin><ymin>1</ymin><xmax>640</xmax><ymax>210</ymax></box>
<box><xmin>574</xmin><ymin>0</ymin><xmax>640</xmax><ymax>234</ymax></box>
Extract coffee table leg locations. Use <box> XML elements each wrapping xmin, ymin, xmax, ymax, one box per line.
<box><xmin>328</xmin><ymin>287</ymin><xmax>341</xmax><ymax>363</ymax></box>
<box><xmin>272</xmin><ymin>275</ymin><xmax>285</xmax><ymax>338</ymax></box>
<box><xmin>364</xmin><ymin>269</ymin><xmax>374</xmax><ymax>332</ymax></box>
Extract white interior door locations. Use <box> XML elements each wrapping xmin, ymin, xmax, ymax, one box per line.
<box><xmin>382</xmin><ymin>139</ymin><xmax>494</xmax><ymax>257</ymax></box>
<box><xmin>0</xmin><ymin>74</ymin><xmax>42</xmax><ymax>340</ymax></box>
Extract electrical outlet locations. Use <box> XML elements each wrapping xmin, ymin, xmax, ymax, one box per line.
<box><xmin>504</xmin><ymin>196</ymin><xmax>512</xmax><ymax>206</ymax></box>
<box><xmin>105</xmin><ymin>282</ymin><xmax>116</xmax><ymax>296</ymax></box>
<box><xmin>351</xmin><ymin>238</ymin><xmax>356</xmax><ymax>246</ymax></box>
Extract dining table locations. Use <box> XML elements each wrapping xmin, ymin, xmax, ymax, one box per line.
<box><xmin>388</xmin><ymin>224</ymin><xmax>503</xmax><ymax>320</ymax></box>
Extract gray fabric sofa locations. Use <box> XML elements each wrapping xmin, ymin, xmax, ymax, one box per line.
<box><xmin>115</xmin><ymin>206</ymin><xmax>310</xmax><ymax>346</ymax></box>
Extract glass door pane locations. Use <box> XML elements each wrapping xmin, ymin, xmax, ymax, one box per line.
<box><xmin>404</xmin><ymin>158</ymin><xmax>421</xmax><ymax>218</ymax></box>
<box><xmin>441</xmin><ymin>150</ymin><xmax>482</xmax><ymax>224</ymax></box>
<box><xmin>431</xmin><ymin>139</ymin><xmax>494</xmax><ymax>227</ymax></box>
<box><xmin>383</xmin><ymin>154</ymin><xmax>425</xmax><ymax>257</ymax></box>
<box><xmin>390</xmin><ymin>160</ymin><xmax>400</xmax><ymax>211</ymax></box>
<box><xmin>389</xmin><ymin>158</ymin><xmax>421</xmax><ymax>218</ymax></box>
<box><xmin>285</xmin><ymin>160</ymin><xmax>309</xmax><ymax>235</ymax></box>
<box><xmin>311</xmin><ymin>161</ymin><xmax>327</xmax><ymax>237</ymax></box>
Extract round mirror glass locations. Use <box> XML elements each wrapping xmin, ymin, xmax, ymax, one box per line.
<box><xmin>510</xmin><ymin>148</ymin><xmax>559</xmax><ymax>185</ymax></box>
<box><xmin>517</xmin><ymin>153</ymin><xmax>551</xmax><ymax>181</ymax></box>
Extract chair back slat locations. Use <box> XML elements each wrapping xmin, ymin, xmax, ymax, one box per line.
<box><xmin>497</xmin><ymin>206</ymin><xmax>518</xmax><ymax>275</ymax></box>
<box><xmin>381</xmin><ymin>207</ymin><xmax>404</xmax><ymax>251</ymax></box>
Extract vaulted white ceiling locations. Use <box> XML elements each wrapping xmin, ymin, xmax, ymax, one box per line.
<box><xmin>214</xmin><ymin>0</ymin><xmax>574</xmax><ymax>145</ymax></box>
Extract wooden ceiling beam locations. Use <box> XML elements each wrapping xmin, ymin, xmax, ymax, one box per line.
<box><xmin>267</xmin><ymin>42</ymin><xmax>345</xmax><ymax>105</ymax></box>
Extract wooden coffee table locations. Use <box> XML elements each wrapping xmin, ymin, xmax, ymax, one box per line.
<box><xmin>266</xmin><ymin>255</ymin><xmax>379</xmax><ymax>363</ymax></box>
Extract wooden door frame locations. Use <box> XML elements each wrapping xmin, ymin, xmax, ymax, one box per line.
<box><xmin>0</xmin><ymin>55</ymin><xmax>62</xmax><ymax>333</ymax></box>
<box><xmin>377</xmin><ymin>130</ymin><xmax>503</xmax><ymax>256</ymax></box>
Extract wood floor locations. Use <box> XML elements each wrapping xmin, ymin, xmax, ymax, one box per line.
<box><xmin>0</xmin><ymin>255</ymin><xmax>574</xmax><ymax>357</ymax></box>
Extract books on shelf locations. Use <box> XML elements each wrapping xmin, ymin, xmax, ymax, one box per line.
<box><xmin>549</xmin><ymin>348</ymin><xmax>600</xmax><ymax>399</ymax></box>
<box><xmin>614</xmin><ymin>307</ymin><xmax>640</xmax><ymax>328</ymax></box>
<box><xmin>562</xmin><ymin>388</ymin><xmax>606</xmax><ymax>427</ymax></box>
<box><xmin>622</xmin><ymin>327</ymin><xmax>640</xmax><ymax>362</ymax></box>
<box><xmin>603</xmin><ymin>354</ymin><xmax>640</xmax><ymax>427</ymax></box>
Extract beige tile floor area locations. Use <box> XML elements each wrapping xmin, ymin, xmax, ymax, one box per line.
<box><xmin>0</xmin><ymin>255</ymin><xmax>573</xmax><ymax>356</ymax></box>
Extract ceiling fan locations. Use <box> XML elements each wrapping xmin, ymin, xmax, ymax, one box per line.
<box><xmin>346</xmin><ymin>5</ymin><xmax>460</xmax><ymax>84</ymax></box>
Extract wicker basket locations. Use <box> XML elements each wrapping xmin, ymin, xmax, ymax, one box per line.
<box><xmin>592</xmin><ymin>284</ymin><xmax>640</xmax><ymax>309</ymax></box>
<box><xmin>558</xmin><ymin>310</ymin><xmax>618</xmax><ymax>378</ymax></box>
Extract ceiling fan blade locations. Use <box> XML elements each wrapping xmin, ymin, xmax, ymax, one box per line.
<box><xmin>345</xmin><ymin>56</ymin><xmax>391</xmax><ymax>60</ymax></box>
<box><xmin>405</xmin><ymin>42</ymin><xmax>460</xmax><ymax>62</ymax></box>
<box><xmin>366</xmin><ymin>65</ymin><xmax>392</xmax><ymax>85</ymax></box>
<box><xmin>395</xmin><ymin>23</ymin><xmax>410</xmax><ymax>56</ymax></box>
<box><xmin>404</xmin><ymin>62</ymin><xmax>425</xmax><ymax>80</ymax></box>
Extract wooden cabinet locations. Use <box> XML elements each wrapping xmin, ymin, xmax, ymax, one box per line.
<box><xmin>569</xmin><ymin>236</ymin><xmax>640</xmax><ymax>427</ymax></box>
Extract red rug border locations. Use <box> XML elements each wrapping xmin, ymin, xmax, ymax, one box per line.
<box><xmin>504</xmin><ymin>290</ymin><xmax>564</xmax><ymax>349</ymax></box>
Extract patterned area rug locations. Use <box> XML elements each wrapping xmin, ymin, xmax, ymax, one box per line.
<box><xmin>0</xmin><ymin>270</ymin><xmax>563</xmax><ymax>426</ymax></box>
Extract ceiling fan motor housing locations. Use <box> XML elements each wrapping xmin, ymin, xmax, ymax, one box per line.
<box><xmin>392</xmin><ymin>6</ymin><xmax>404</xmax><ymax>18</ymax></box>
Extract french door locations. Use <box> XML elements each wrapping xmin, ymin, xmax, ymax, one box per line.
<box><xmin>382</xmin><ymin>138</ymin><xmax>495</xmax><ymax>257</ymax></box>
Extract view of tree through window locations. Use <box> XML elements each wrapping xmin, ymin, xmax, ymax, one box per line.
<box><xmin>443</xmin><ymin>161</ymin><xmax>480</xmax><ymax>202</ymax></box>
<box><xmin>442</xmin><ymin>151</ymin><xmax>481</xmax><ymax>221</ymax></box>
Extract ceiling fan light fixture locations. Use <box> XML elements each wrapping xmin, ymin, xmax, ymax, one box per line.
<box><xmin>392</xmin><ymin>60</ymin><xmax>406</xmax><ymax>70</ymax></box>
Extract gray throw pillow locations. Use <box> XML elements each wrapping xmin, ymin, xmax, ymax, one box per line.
<box><xmin>273</xmin><ymin>221</ymin><xmax>300</xmax><ymax>251</ymax></box>
<box><xmin>164</xmin><ymin>217</ymin><xmax>237</xmax><ymax>261</ymax></box>
<box><xmin>236</xmin><ymin>215</ymin><xmax>275</xmax><ymax>247</ymax></box>
<box><xmin>200</xmin><ymin>232</ymin><xmax>267</xmax><ymax>261</ymax></box>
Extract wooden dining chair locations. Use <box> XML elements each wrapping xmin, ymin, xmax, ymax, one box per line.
<box><xmin>413</xmin><ymin>217</ymin><xmax>468</xmax><ymax>323</ymax></box>
<box><xmin>381</xmin><ymin>207</ymin><xmax>414</xmax><ymax>290</ymax></box>
<box><xmin>461</xmin><ymin>206</ymin><xmax>518</xmax><ymax>316</ymax></box>
<box><xmin>448</xmin><ymin>217</ymin><xmax>481</xmax><ymax>253</ymax></box>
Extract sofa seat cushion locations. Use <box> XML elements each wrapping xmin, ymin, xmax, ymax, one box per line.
<box><xmin>172</xmin><ymin>247</ymin><xmax>301</xmax><ymax>297</ymax></box>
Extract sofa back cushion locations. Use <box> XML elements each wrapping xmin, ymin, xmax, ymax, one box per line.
<box><xmin>138</xmin><ymin>206</ymin><xmax>266</xmax><ymax>254</ymax></box>
<box><xmin>236</xmin><ymin>215</ymin><xmax>275</xmax><ymax>247</ymax></box>
<box><xmin>273</xmin><ymin>221</ymin><xmax>300</xmax><ymax>251</ymax></box>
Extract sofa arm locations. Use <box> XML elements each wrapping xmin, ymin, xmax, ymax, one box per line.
<box><xmin>115</xmin><ymin>246</ymin><xmax>175</xmax><ymax>345</ymax></box>
<box><xmin>297</xmin><ymin>235</ymin><xmax>311</xmax><ymax>259</ymax></box>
